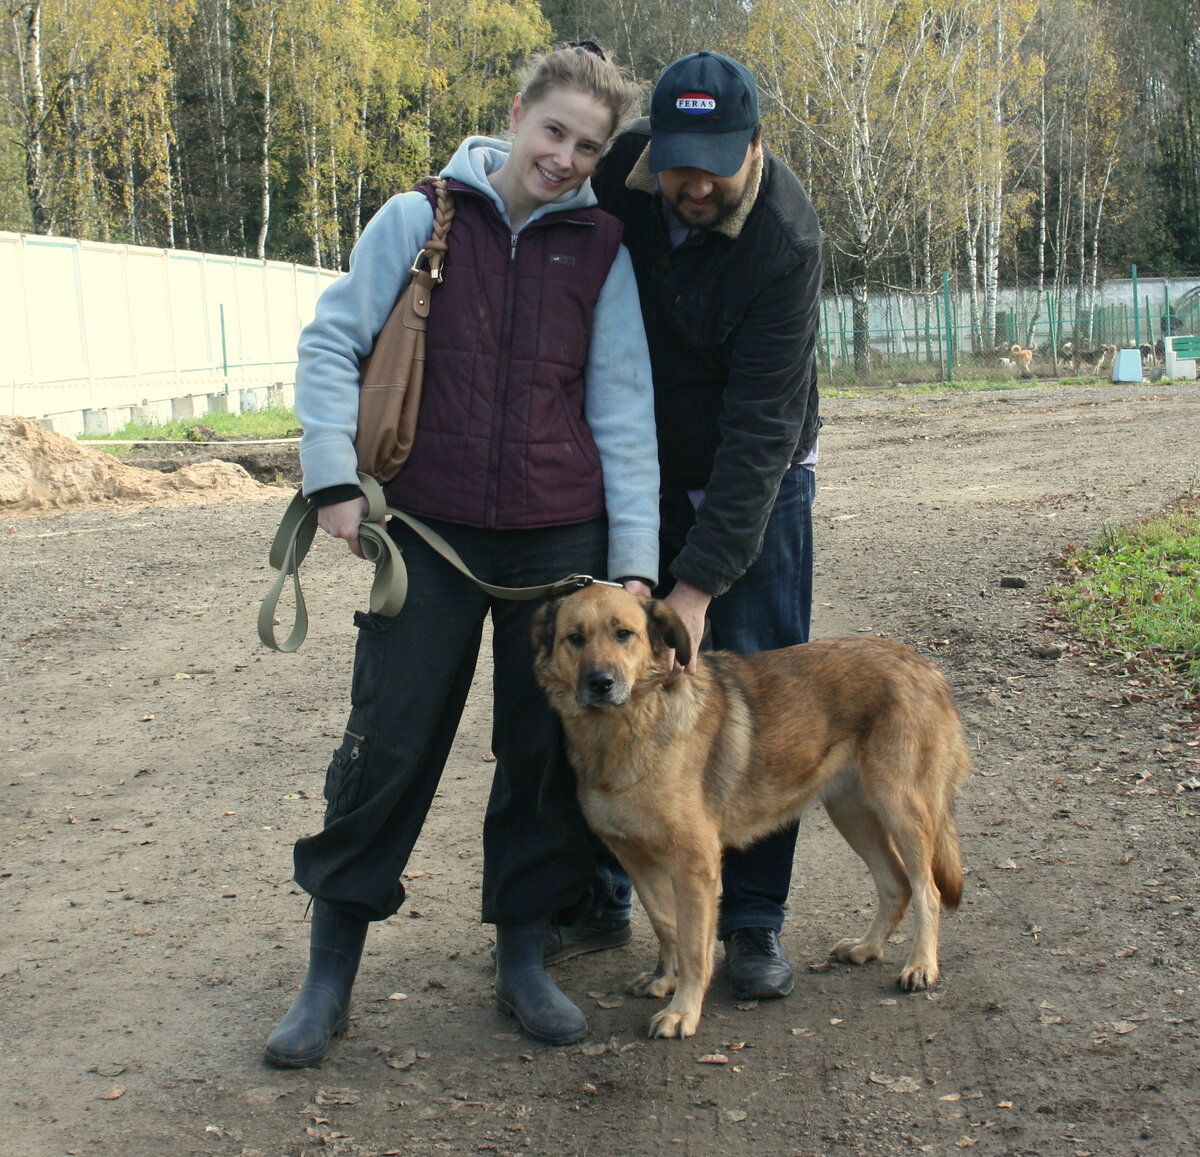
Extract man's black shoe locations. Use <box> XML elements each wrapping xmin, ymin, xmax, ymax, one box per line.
<box><xmin>722</xmin><ymin>926</ymin><xmax>795</xmax><ymax>1000</ymax></box>
<box><xmin>542</xmin><ymin>916</ymin><xmax>631</xmax><ymax>966</ymax></box>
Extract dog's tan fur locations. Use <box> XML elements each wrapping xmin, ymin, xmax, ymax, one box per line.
<box><xmin>532</xmin><ymin>585</ymin><xmax>970</xmax><ymax>1039</ymax></box>
<box><xmin>1009</xmin><ymin>343</ymin><xmax>1034</xmax><ymax>375</ymax></box>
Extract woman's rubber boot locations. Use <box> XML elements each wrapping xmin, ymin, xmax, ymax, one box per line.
<box><xmin>494</xmin><ymin>922</ymin><xmax>589</xmax><ymax>1045</ymax></box>
<box><xmin>263</xmin><ymin>901</ymin><xmax>369</xmax><ymax>1068</ymax></box>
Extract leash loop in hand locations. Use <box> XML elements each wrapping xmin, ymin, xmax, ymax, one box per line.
<box><xmin>258</xmin><ymin>473</ymin><xmax>600</xmax><ymax>652</ymax></box>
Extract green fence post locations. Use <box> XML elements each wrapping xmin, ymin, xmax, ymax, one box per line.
<box><xmin>1132</xmin><ymin>264</ymin><xmax>1140</xmax><ymax>346</ymax></box>
<box><xmin>942</xmin><ymin>272</ymin><xmax>954</xmax><ymax>381</ymax></box>
<box><xmin>821</xmin><ymin>298</ymin><xmax>834</xmax><ymax>379</ymax></box>
<box><xmin>220</xmin><ymin>303</ymin><xmax>230</xmax><ymax>395</ymax></box>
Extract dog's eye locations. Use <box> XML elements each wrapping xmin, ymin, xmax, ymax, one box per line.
<box><xmin>564</xmin><ymin>632</ymin><xmax>585</xmax><ymax>648</ymax></box>
<box><xmin>614</xmin><ymin>628</ymin><xmax>635</xmax><ymax>643</ymax></box>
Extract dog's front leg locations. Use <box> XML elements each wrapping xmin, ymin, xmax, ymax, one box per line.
<box><xmin>617</xmin><ymin>850</ymin><xmax>680</xmax><ymax>1000</ymax></box>
<box><xmin>647</xmin><ymin>838</ymin><xmax>721</xmax><ymax>1040</ymax></box>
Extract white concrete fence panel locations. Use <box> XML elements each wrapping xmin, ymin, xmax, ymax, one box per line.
<box><xmin>1</xmin><ymin>231</ymin><xmax>340</xmax><ymax>435</ymax></box>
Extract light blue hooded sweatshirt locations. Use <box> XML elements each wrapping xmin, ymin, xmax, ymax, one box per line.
<box><xmin>295</xmin><ymin>136</ymin><xmax>659</xmax><ymax>585</ymax></box>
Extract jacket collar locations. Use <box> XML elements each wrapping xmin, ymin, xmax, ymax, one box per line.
<box><xmin>625</xmin><ymin>143</ymin><xmax>764</xmax><ymax>240</ymax></box>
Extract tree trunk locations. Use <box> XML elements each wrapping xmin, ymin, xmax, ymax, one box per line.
<box><xmin>255</xmin><ymin>16</ymin><xmax>276</xmax><ymax>260</ymax></box>
<box><xmin>18</xmin><ymin>2</ymin><xmax>54</xmax><ymax>234</ymax></box>
<box><xmin>851</xmin><ymin>280</ymin><xmax>870</xmax><ymax>374</ymax></box>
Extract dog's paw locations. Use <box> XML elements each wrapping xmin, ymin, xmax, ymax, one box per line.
<box><xmin>898</xmin><ymin>961</ymin><xmax>939</xmax><ymax>991</ymax></box>
<box><xmin>831</xmin><ymin>937</ymin><xmax>882</xmax><ymax>965</ymax></box>
<box><xmin>628</xmin><ymin>970</ymin><xmax>676</xmax><ymax>999</ymax></box>
<box><xmin>648</xmin><ymin>1005</ymin><xmax>699</xmax><ymax>1039</ymax></box>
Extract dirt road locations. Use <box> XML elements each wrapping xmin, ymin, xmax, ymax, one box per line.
<box><xmin>3</xmin><ymin>383</ymin><xmax>1198</xmax><ymax>1156</ymax></box>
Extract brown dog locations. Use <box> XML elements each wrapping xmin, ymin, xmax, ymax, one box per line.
<box><xmin>1009</xmin><ymin>343</ymin><xmax>1034</xmax><ymax>375</ymax></box>
<box><xmin>532</xmin><ymin>584</ymin><xmax>970</xmax><ymax>1039</ymax></box>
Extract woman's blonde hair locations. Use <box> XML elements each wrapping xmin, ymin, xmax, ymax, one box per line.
<box><xmin>518</xmin><ymin>44</ymin><xmax>642</xmax><ymax>140</ymax></box>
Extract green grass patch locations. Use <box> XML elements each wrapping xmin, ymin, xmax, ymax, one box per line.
<box><xmin>79</xmin><ymin>406</ymin><xmax>300</xmax><ymax>455</ymax></box>
<box><xmin>1053</xmin><ymin>498</ymin><xmax>1200</xmax><ymax>688</ymax></box>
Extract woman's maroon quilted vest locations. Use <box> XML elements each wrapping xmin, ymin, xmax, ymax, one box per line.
<box><xmin>384</xmin><ymin>181</ymin><xmax>623</xmax><ymax>529</ymax></box>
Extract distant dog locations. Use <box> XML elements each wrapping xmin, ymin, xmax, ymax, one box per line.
<box><xmin>532</xmin><ymin>585</ymin><xmax>970</xmax><ymax>1039</ymax></box>
<box><xmin>1009</xmin><ymin>343</ymin><xmax>1034</xmax><ymax>376</ymax></box>
<box><xmin>1061</xmin><ymin>341</ymin><xmax>1115</xmax><ymax>373</ymax></box>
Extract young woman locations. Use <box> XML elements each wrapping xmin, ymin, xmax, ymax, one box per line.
<box><xmin>263</xmin><ymin>46</ymin><xmax>657</xmax><ymax>1066</ymax></box>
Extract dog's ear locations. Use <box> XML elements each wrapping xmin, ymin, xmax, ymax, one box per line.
<box><xmin>530</xmin><ymin>599</ymin><xmax>561</xmax><ymax>660</ymax></box>
<box><xmin>644</xmin><ymin>599</ymin><xmax>692</xmax><ymax>668</ymax></box>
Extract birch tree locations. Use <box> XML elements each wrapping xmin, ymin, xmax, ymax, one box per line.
<box><xmin>747</xmin><ymin>0</ymin><xmax>975</xmax><ymax>370</ymax></box>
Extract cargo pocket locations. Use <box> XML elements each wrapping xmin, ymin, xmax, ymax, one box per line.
<box><xmin>324</xmin><ymin>728</ymin><xmax>368</xmax><ymax>817</ymax></box>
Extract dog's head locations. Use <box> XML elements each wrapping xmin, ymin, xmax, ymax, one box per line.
<box><xmin>531</xmin><ymin>585</ymin><xmax>691</xmax><ymax>709</ymax></box>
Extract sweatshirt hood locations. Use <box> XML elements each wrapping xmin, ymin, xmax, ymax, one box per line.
<box><xmin>440</xmin><ymin>135</ymin><xmax>601</xmax><ymax>226</ymax></box>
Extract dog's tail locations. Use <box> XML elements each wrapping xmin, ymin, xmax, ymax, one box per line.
<box><xmin>932</xmin><ymin>739</ymin><xmax>971</xmax><ymax>911</ymax></box>
<box><xmin>933</xmin><ymin>814</ymin><xmax>964</xmax><ymax>911</ymax></box>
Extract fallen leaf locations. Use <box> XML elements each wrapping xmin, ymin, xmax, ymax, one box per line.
<box><xmin>99</xmin><ymin>1086</ymin><xmax>125</xmax><ymax>1100</ymax></box>
<box><xmin>313</xmin><ymin>1088</ymin><xmax>359</xmax><ymax>1106</ymax></box>
<box><xmin>1111</xmin><ymin>1021</ymin><xmax>1139</xmax><ymax>1034</ymax></box>
<box><xmin>385</xmin><ymin>1049</ymin><xmax>417</xmax><ymax>1071</ymax></box>
<box><xmin>242</xmin><ymin>1086</ymin><xmax>289</xmax><ymax>1105</ymax></box>
<box><xmin>88</xmin><ymin>1064</ymin><xmax>127</xmax><ymax>1078</ymax></box>
<box><xmin>698</xmin><ymin>1054</ymin><xmax>728</xmax><ymax>1065</ymax></box>
<box><xmin>724</xmin><ymin>1109</ymin><xmax>748</xmax><ymax>1122</ymax></box>
<box><xmin>870</xmin><ymin>1073</ymin><xmax>922</xmax><ymax>1093</ymax></box>
<box><xmin>387</xmin><ymin>992</ymin><xmax>408</xmax><ymax>1001</ymax></box>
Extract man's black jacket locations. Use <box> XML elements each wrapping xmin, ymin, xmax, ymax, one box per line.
<box><xmin>592</xmin><ymin>119</ymin><xmax>824</xmax><ymax>597</ymax></box>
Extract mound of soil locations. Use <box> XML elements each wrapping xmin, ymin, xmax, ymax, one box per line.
<box><xmin>0</xmin><ymin>416</ymin><xmax>272</xmax><ymax>513</ymax></box>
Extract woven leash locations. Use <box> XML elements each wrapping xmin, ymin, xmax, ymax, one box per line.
<box><xmin>257</xmin><ymin>474</ymin><xmax>606</xmax><ymax>653</ymax></box>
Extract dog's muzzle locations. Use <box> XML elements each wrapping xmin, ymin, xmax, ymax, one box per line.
<box><xmin>576</xmin><ymin>667</ymin><xmax>630</xmax><ymax>708</ymax></box>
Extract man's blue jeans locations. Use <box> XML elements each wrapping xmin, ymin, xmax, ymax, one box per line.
<box><xmin>585</xmin><ymin>467</ymin><xmax>816</xmax><ymax>935</ymax></box>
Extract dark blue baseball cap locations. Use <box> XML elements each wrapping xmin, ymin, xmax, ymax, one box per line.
<box><xmin>648</xmin><ymin>51</ymin><xmax>760</xmax><ymax>177</ymax></box>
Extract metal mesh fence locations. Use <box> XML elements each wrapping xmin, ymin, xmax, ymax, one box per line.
<box><xmin>819</xmin><ymin>273</ymin><xmax>1200</xmax><ymax>389</ymax></box>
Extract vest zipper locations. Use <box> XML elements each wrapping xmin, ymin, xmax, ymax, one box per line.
<box><xmin>485</xmin><ymin>232</ymin><xmax>521</xmax><ymax>522</ymax></box>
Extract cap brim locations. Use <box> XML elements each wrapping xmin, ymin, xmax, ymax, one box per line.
<box><xmin>648</xmin><ymin>127</ymin><xmax>754</xmax><ymax>177</ymax></box>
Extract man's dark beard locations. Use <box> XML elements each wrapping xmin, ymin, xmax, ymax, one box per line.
<box><xmin>669</xmin><ymin>193</ymin><xmax>735</xmax><ymax>230</ymax></box>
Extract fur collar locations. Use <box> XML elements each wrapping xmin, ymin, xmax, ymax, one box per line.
<box><xmin>624</xmin><ymin>143</ymin><xmax>764</xmax><ymax>240</ymax></box>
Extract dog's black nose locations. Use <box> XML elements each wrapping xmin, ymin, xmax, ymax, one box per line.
<box><xmin>586</xmin><ymin>671</ymin><xmax>615</xmax><ymax>697</ymax></box>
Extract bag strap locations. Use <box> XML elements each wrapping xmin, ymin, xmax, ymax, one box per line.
<box><xmin>411</xmin><ymin>177</ymin><xmax>454</xmax><ymax>307</ymax></box>
<box><xmin>257</xmin><ymin>474</ymin><xmax>608</xmax><ymax>653</ymax></box>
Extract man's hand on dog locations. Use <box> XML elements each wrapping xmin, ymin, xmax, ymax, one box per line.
<box><xmin>663</xmin><ymin>579</ymin><xmax>711</xmax><ymax>682</ymax></box>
